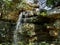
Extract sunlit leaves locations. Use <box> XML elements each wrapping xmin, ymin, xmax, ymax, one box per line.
<box><xmin>40</xmin><ymin>9</ymin><xmax>47</xmax><ymax>16</ymax></box>
<box><xmin>3</xmin><ymin>0</ymin><xmax>12</xmax><ymax>6</ymax></box>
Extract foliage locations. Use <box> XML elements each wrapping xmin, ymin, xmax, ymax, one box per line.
<box><xmin>40</xmin><ymin>9</ymin><xmax>47</xmax><ymax>16</ymax></box>
<box><xmin>0</xmin><ymin>0</ymin><xmax>21</xmax><ymax>15</ymax></box>
<box><xmin>17</xmin><ymin>0</ymin><xmax>33</xmax><ymax>10</ymax></box>
<box><xmin>0</xmin><ymin>0</ymin><xmax>60</xmax><ymax>45</ymax></box>
<box><xmin>46</xmin><ymin>0</ymin><xmax>60</xmax><ymax>7</ymax></box>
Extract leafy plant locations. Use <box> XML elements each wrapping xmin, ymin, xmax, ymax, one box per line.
<box><xmin>46</xmin><ymin>0</ymin><xmax>60</xmax><ymax>7</ymax></box>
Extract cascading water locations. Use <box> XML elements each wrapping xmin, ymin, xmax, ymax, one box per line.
<box><xmin>13</xmin><ymin>12</ymin><xmax>23</xmax><ymax>45</ymax></box>
<box><xmin>13</xmin><ymin>0</ymin><xmax>35</xmax><ymax>45</ymax></box>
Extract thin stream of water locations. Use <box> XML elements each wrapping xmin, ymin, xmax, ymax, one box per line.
<box><xmin>13</xmin><ymin>12</ymin><xmax>23</xmax><ymax>45</ymax></box>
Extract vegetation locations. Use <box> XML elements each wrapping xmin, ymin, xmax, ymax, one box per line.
<box><xmin>0</xmin><ymin>0</ymin><xmax>60</xmax><ymax>45</ymax></box>
<box><xmin>46</xmin><ymin>0</ymin><xmax>60</xmax><ymax>8</ymax></box>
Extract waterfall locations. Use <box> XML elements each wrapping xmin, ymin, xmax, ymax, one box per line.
<box><xmin>13</xmin><ymin>12</ymin><xmax>23</xmax><ymax>45</ymax></box>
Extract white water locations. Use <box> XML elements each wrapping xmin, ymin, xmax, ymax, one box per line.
<box><xmin>13</xmin><ymin>12</ymin><xmax>23</xmax><ymax>45</ymax></box>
